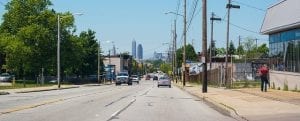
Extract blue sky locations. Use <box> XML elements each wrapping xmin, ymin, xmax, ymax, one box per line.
<box><xmin>0</xmin><ymin>0</ymin><xmax>278</xmax><ymax>58</ymax></box>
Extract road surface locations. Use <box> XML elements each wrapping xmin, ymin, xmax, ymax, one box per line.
<box><xmin>0</xmin><ymin>80</ymin><xmax>235</xmax><ymax>121</ymax></box>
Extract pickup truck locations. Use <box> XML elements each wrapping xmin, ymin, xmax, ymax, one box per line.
<box><xmin>115</xmin><ymin>72</ymin><xmax>132</xmax><ymax>86</ymax></box>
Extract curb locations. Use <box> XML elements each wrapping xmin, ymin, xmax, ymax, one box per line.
<box><xmin>15</xmin><ymin>86</ymin><xmax>80</xmax><ymax>93</ymax></box>
<box><xmin>174</xmin><ymin>84</ymin><xmax>248</xmax><ymax>121</ymax></box>
<box><xmin>0</xmin><ymin>91</ymin><xmax>9</xmax><ymax>95</ymax></box>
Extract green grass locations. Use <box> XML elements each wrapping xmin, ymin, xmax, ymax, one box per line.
<box><xmin>0</xmin><ymin>80</ymin><xmax>55</xmax><ymax>90</ymax></box>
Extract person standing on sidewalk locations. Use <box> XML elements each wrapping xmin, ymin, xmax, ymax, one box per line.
<box><xmin>259</xmin><ymin>64</ymin><xmax>269</xmax><ymax>92</ymax></box>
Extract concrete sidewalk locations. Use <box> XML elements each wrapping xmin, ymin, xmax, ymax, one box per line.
<box><xmin>1</xmin><ymin>85</ymin><xmax>79</xmax><ymax>94</ymax></box>
<box><xmin>175</xmin><ymin>82</ymin><xmax>300</xmax><ymax>121</ymax></box>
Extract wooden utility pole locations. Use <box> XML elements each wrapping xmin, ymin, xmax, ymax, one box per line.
<box><xmin>183</xmin><ymin>0</ymin><xmax>187</xmax><ymax>86</ymax></box>
<box><xmin>210</xmin><ymin>12</ymin><xmax>221</xmax><ymax>84</ymax></box>
<box><xmin>202</xmin><ymin>0</ymin><xmax>208</xmax><ymax>93</ymax></box>
<box><xmin>225</xmin><ymin>0</ymin><xmax>240</xmax><ymax>87</ymax></box>
<box><xmin>174</xmin><ymin>20</ymin><xmax>178</xmax><ymax>83</ymax></box>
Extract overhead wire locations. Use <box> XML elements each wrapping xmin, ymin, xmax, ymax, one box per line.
<box><xmin>232</xmin><ymin>0</ymin><xmax>266</xmax><ymax>12</ymax></box>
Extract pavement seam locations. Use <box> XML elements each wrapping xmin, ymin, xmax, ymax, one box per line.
<box><xmin>107</xmin><ymin>99</ymin><xmax>136</xmax><ymax>121</ymax></box>
<box><xmin>174</xmin><ymin>84</ymin><xmax>248</xmax><ymax>121</ymax></box>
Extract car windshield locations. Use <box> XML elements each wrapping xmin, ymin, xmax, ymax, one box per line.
<box><xmin>159</xmin><ymin>77</ymin><xmax>168</xmax><ymax>80</ymax></box>
<box><xmin>118</xmin><ymin>73</ymin><xmax>128</xmax><ymax>76</ymax></box>
<box><xmin>0</xmin><ymin>73</ymin><xmax>10</xmax><ymax>77</ymax></box>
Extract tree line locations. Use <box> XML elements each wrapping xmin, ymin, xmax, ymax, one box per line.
<box><xmin>0</xmin><ymin>0</ymin><xmax>103</xmax><ymax>80</ymax></box>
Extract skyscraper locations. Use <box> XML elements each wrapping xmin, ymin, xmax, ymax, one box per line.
<box><xmin>137</xmin><ymin>44</ymin><xmax>143</xmax><ymax>60</ymax></box>
<box><xmin>132</xmin><ymin>40</ymin><xmax>136</xmax><ymax>58</ymax></box>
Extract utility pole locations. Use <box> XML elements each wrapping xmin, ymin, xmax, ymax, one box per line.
<box><xmin>57</xmin><ymin>15</ymin><xmax>61</xmax><ymax>88</ymax></box>
<box><xmin>210</xmin><ymin>12</ymin><xmax>221</xmax><ymax>83</ymax></box>
<box><xmin>98</xmin><ymin>40</ymin><xmax>101</xmax><ymax>84</ymax></box>
<box><xmin>183</xmin><ymin>0</ymin><xmax>187</xmax><ymax>86</ymax></box>
<box><xmin>225</xmin><ymin>0</ymin><xmax>240</xmax><ymax>87</ymax></box>
<box><xmin>174</xmin><ymin>20</ymin><xmax>178</xmax><ymax>83</ymax></box>
<box><xmin>202</xmin><ymin>0</ymin><xmax>208</xmax><ymax>93</ymax></box>
<box><xmin>238</xmin><ymin>35</ymin><xmax>241</xmax><ymax>47</ymax></box>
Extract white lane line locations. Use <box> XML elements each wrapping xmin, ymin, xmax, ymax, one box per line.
<box><xmin>107</xmin><ymin>99</ymin><xmax>136</xmax><ymax>121</ymax></box>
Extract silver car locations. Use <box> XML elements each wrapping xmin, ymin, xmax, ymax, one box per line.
<box><xmin>157</xmin><ymin>76</ymin><xmax>171</xmax><ymax>88</ymax></box>
<box><xmin>130</xmin><ymin>75</ymin><xmax>140</xmax><ymax>84</ymax></box>
<box><xmin>0</xmin><ymin>73</ymin><xmax>13</xmax><ymax>82</ymax></box>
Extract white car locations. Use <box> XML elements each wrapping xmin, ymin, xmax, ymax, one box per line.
<box><xmin>115</xmin><ymin>72</ymin><xmax>132</xmax><ymax>86</ymax></box>
<box><xmin>130</xmin><ymin>75</ymin><xmax>140</xmax><ymax>84</ymax></box>
<box><xmin>157</xmin><ymin>76</ymin><xmax>171</xmax><ymax>88</ymax></box>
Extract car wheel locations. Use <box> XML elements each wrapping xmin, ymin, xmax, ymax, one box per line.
<box><xmin>169</xmin><ymin>85</ymin><xmax>171</xmax><ymax>88</ymax></box>
<box><xmin>157</xmin><ymin>85</ymin><xmax>159</xmax><ymax>88</ymax></box>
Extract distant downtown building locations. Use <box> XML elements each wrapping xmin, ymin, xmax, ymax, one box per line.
<box><xmin>261</xmin><ymin>0</ymin><xmax>300</xmax><ymax>72</ymax></box>
<box><xmin>132</xmin><ymin>40</ymin><xmax>136</xmax><ymax>58</ymax></box>
<box><xmin>137</xmin><ymin>44</ymin><xmax>143</xmax><ymax>60</ymax></box>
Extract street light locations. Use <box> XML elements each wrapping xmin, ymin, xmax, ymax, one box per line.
<box><xmin>57</xmin><ymin>13</ymin><xmax>83</xmax><ymax>88</ymax></box>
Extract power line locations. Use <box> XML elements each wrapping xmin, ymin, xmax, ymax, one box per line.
<box><xmin>175</xmin><ymin>0</ymin><xmax>181</xmax><ymax>21</ymax></box>
<box><xmin>232</xmin><ymin>0</ymin><xmax>266</xmax><ymax>12</ymax></box>
<box><xmin>187</xmin><ymin>0</ymin><xmax>200</xmax><ymax>32</ymax></box>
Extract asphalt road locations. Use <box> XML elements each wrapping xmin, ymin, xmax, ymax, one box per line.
<box><xmin>0</xmin><ymin>80</ymin><xmax>235</xmax><ymax>121</ymax></box>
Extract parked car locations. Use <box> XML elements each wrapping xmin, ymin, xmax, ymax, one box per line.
<box><xmin>115</xmin><ymin>72</ymin><xmax>132</xmax><ymax>86</ymax></box>
<box><xmin>157</xmin><ymin>76</ymin><xmax>171</xmax><ymax>88</ymax></box>
<box><xmin>130</xmin><ymin>75</ymin><xmax>140</xmax><ymax>84</ymax></box>
<box><xmin>0</xmin><ymin>73</ymin><xmax>13</xmax><ymax>82</ymax></box>
<box><xmin>153</xmin><ymin>76</ymin><xmax>158</xmax><ymax>81</ymax></box>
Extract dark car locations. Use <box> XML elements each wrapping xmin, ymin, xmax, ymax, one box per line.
<box><xmin>0</xmin><ymin>73</ymin><xmax>13</xmax><ymax>82</ymax></box>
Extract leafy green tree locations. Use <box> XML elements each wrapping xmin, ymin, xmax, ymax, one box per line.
<box><xmin>160</xmin><ymin>63</ymin><xmax>171</xmax><ymax>73</ymax></box>
<box><xmin>70</xmin><ymin>29</ymin><xmax>98</xmax><ymax>77</ymax></box>
<box><xmin>216</xmin><ymin>48</ymin><xmax>226</xmax><ymax>55</ymax></box>
<box><xmin>236</xmin><ymin>45</ymin><xmax>245</xmax><ymax>57</ymax></box>
<box><xmin>176</xmin><ymin>44</ymin><xmax>197</xmax><ymax>67</ymax></box>
<box><xmin>243</xmin><ymin>37</ymin><xmax>256</xmax><ymax>52</ymax></box>
<box><xmin>257</xmin><ymin>43</ymin><xmax>269</xmax><ymax>57</ymax></box>
<box><xmin>0</xmin><ymin>0</ymin><xmax>99</xmax><ymax>81</ymax></box>
<box><xmin>229</xmin><ymin>41</ymin><xmax>236</xmax><ymax>55</ymax></box>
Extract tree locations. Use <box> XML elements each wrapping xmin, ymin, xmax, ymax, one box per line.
<box><xmin>216</xmin><ymin>48</ymin><xmax>226</xmax><ymax>55</ymax></box>
<box><xmin>229</xmin><ymin>41</ymin><xmax>236</xmax><ymax>55</ymax></box>
<box><xmin>176</xmin><ymin>44</ymin><xmax>197</xmax><ymax>67</ymax></box>
<box><xmin>208</xmin><ymin>40</ymin><xmax>217</xmax><ymax>58</ymax></box>
<box><xmin>72</xmin><ymin>29</ymin><xmax>98</xmax><ymax>77</ymax></box>
<box><xmin>0</xmin><ymin>0</ymin><xmax>98</xmax><ymax>81</ymax></box>
<box><xmin>243</xmin><ymin>37</ymin><xmax>256</xmax><ymax>52</ymax></box>
<box><xmin>236</xmin><ymin>45</ymin><xmax>245</xmax><ymax>57</ymax></box>
<box><xmin>257</xmin><ymin>43</ymin><xmax>269</xmax><ymax>57</ymax></box>
<box><xmin>160</xmin><ymin>63</ymin><xmax>171</xmax><ymax>74</ymax></box>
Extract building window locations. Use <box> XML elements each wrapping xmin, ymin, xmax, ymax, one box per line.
<box><xmin>269</xmin><ymin>28</ymin><xmax>300</xmax><ymax>73</ymax></box>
